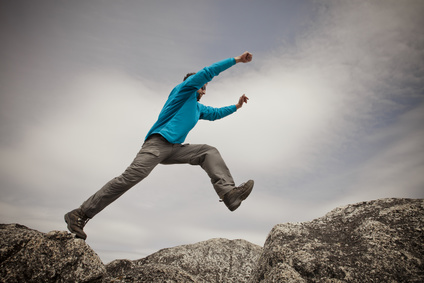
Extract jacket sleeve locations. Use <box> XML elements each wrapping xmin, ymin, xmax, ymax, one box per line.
<box><xmin>181</xmin><ymin>58</ymin><xmax>236</xmax><ymax>95</ymax></box>
<box><xmin>199</xmin><ymin>104</ymin><xmax>237</xmax><ymax>121</ymax></box>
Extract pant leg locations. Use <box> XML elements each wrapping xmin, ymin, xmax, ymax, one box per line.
<box><xmin>81</xmin><ymin>137</ymin><xmax>171</xmax><ymax>218</ymax></box>
<box><xmin>162</xmin><ymin>144</ymin><xmax>235</xmax><ymax>199</ymax></box>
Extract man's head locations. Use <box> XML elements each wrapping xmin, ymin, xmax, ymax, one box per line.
<box><xmin>184</xmin><ymin>72</ymin><xmax>207</xmax><ymax>101</ymax></box>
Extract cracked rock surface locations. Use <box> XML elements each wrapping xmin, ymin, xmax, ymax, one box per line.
<box><xmin>1</xmin><ymin>198</ymin><xmax>423</xmax><ymax>282</ymax></box>
<box><xmin>249</xmin><ymin>198</ymin><xmax>424</xmax><ymax>283</ymax></box>
<box><xmin>0</xmin><ymin>224</ymin><xmax>105</xmax><ymax>282</ymax></box>
<box><xmin>105</xmin><ymin>238</ymin><xmax>262</xmax><ymax>283</ymax></box>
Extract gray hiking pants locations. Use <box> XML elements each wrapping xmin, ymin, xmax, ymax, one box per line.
<box><xmin>81</xmin><ymin>134</ymin><xmax>235</xmax><ymax>218</ymax></box>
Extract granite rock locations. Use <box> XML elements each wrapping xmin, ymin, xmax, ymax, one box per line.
<box><xmin>106</xmin><ymin>238</ymin><xmax>262</xmax><ymax>282</ymax></box>
<box><xmin>105</xmin><ymin>259</ymin><xmax>196</xmax><ymax>282</ymax></box>
<box><xmin>249</xmin><ymin>198</ymin><xmax>424</xmax><ymax>282</ymax></box>
<box><xmin>0</xmin><ymin>223</ymin><xmax>105</xmax><ymax>282</ymax></box>
<box><xmin>2</xmin><ymin>198</ymin><xmax>423</xmax><ymax>282</ymax></box>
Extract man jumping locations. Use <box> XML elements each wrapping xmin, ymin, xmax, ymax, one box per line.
<box><xmin>65</xmin><ymin>51</ymin><xmax>254</xmax><ymax>240</ymax></box>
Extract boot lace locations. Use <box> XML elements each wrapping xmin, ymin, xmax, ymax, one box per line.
<box><xmin>77</xmin><ymin>216</ymin><xmax>89</xmax><ymax>229</ymax></box>
<box><xmin>218</xmin><ymin>182</ymin><xmax>246</xmax><ymax>202</ymax></box>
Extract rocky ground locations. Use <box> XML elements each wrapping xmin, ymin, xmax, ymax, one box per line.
<box><xmin>1</xmin><ymin>198</ymin><xmax>423</xmax><ymax>282</ymax></box>
<box><xmin>249</xmin><ymin>198</ymin><xmax>424</xmax><ymax>282</ymax></box>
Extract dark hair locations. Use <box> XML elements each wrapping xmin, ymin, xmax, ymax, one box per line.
<box><xmin>183</xmin><ymin>72</ymin><xmax>196</xmax><ymax>81</ymax></box>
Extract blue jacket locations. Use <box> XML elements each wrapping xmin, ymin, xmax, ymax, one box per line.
<box><xmin>145</xmin><ymin>58</ymin><xmax>237</xmax><ymax>144</ymax></box>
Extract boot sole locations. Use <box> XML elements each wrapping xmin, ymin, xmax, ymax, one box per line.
<box><xmin>64</xmin><ymin>213</ymin><xmax>87</xmax><ymax>240</ymax></box>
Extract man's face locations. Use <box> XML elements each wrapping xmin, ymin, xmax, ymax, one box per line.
<box><xmin>197</xmin><ymin>84</ymin><xmax>207</xmax><ymax>101</ymax></box>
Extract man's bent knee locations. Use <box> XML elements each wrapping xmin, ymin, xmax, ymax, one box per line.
<box><xmin>189</xmin><ymin>144</ymin><xmax>221</xmax><ymax>165</ymax></box>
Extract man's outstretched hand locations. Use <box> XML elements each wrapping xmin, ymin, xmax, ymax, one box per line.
<box><xmin>236</xmin><ymin>94</ymin><xmax>249</xmax><ymax>109</ymax></box>
<box><xmin>235</xmin><ymin>51</ymin><xmax>253</xmax><ymax>63</ymax></box>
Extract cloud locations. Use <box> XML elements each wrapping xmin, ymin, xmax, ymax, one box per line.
<box><xmin>345</xmin><ymin>103</ymin><xmax>424</xmax><ymax>200</ymax></box>
<box><xmin>0</xmin><ymin>69</ymin><xmax>162</xmax><ymax>202</ymax></box>
<box><xmin>206</xmin><ymin>0</ymin><xmax>424</xmax><ymax>179</ymax></box>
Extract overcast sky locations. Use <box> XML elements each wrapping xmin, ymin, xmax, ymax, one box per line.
<box><xmin>1</xmin><ymin>0</ymin><xmax>423</xmax><ymax>263</ymax></box>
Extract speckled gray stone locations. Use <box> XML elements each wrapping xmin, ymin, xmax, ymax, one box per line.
<box><xmin>249</xmin><ymin>198</ymin><xmax>424</xmax><ymax>283</ymax></box>
<box><xmin>2</xmin><ymin>198</ymin><xmax>422</xmax><ymax>282</ymax></box>
<box><xmin>106</xmin><ymin>238</ymin><xmax>262</xmax><ymax>283</ymax></box>
<box><xmin>0</xmin><ymin>223</ymin><xmax>105</xmax><ymax>282</ymax></box>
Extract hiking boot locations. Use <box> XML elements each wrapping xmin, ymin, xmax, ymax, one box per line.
<box><xmin>221</xmin><ymin>180</ymin><xmax>254</xmax><ymax>211</ymax></box>
<box><xmin>64</xmin><ymin>208</ymin><xmax>90</xmax><ymax>240</ymax></box>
